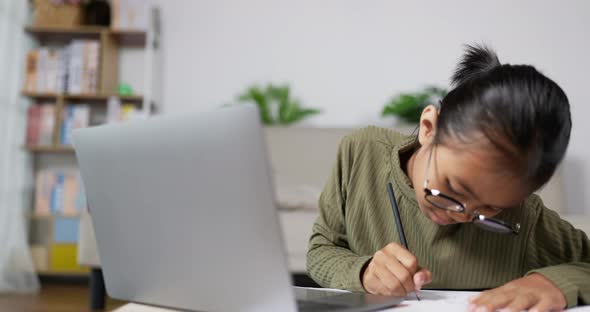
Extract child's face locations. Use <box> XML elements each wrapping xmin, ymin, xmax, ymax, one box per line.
<box><xmin>409</xmin><ymin>106</ymin><xmax>530</xmax><ymax>226</ymax></box>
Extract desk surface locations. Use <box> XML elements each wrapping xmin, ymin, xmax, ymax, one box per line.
<box><xmin>112</xmin><ymin>289</ymin><xmax>590</xmax><ymax>312</ymax></box>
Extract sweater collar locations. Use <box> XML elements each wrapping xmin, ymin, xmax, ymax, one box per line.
<box><xmin>390</xmin><ymin>134</ymin><xmax>421</xmax><ymax>205</ymax></box>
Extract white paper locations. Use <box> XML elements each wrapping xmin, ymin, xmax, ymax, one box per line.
<box><xmin>381</xmin><ymin>290</ymin><xmax>479</xmax><ymax>311</ymax></box>
<box><xmin>114</xmin><ymin>303</ymin><xmax>178</xmax><ymax>312</ymax></box>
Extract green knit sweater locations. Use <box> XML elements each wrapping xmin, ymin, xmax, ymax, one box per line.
<box><xmin>306</xmin><ymin>126</ymin><xmax>590</xmax><ymax>308</ymax></box>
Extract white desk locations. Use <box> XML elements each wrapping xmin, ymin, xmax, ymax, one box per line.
<box><xmin>113</xmin><ymin>289</ymin><xmax>590</xmax><ymax>312</ymax></box>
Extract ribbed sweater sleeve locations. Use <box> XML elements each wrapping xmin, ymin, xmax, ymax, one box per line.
<box><xmin>525</xmin><ymin>197</ymin><xmax>590</xmax><ymax>308</ymax></box>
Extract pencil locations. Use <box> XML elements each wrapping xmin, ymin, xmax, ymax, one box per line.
<box><xmin>387</xmin><ymin>182</ymin><xmax>421</xmax><ymax>301</ymax></box>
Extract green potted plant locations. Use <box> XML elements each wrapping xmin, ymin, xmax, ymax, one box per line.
<box><xmin>236</xmin><ymin>84</ymin><xmax>320</xmax><ymax>126</ymax></box>
<box><xmin>382</xmin><ymin>86</ymin><xmax>446</xmax><ymax>123</ymax></box>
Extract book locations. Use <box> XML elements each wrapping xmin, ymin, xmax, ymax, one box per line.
<box><xmin>25</xmin><ymin>41</ymin><xmax>99</xmax><ymax>95</ymax></box>
<box><xmin>26</xmin><ymin>105</ymin><xmax>42</xmax><ymax>145</ymax></box>
<box><xmin>60</xmin><ymin>105</ymin><xmax>90</xmax><ymax>145</ymax></box>
<box><xmin>49</xmin><ymin>244</ymin><xmax>87</xmax><ymax>272</ymax></box>
<box><xmin>34</xmin><ymin>170</ymin><xmax>54</xmax><ymax>215</ymax></box>
<box><xmin>120</xmin><ymin>104</ymin><xmax>138</xmax><ymax>121</ymax></box>
<box><xmin>39</xmin><ymin>103</ymin><xmax>55</xmax><ymax>145</ymax></box>
<box><xmin>66</xmin><ymin>41</ymin><xmax>83</xmax><ymax>94</ymax></box>
<box><xmin>34</xmin><ymin>169</ymin><xmax>87</xmax><ymax>216</ymax></box>
<box><xmin>44</xmin><ymin>49</ymin><xmax>60</xmax><ymax>93</ymax></box>
<box><xmin>63</xmin><ymin>172</ymin><xmax>82</xmax><ymax>216</ymax></box>
<box><xmin>66</xmin><ymin>40</ymin><xmax>100</xmax><ymax>94</ymax></box>
<box><xmin>56</xmin><ymin>48</ymin><xmax>67</xmax><ymax>93</ymax></box>
<box><xmin>53</xmin><ymin>218</ymin><xmax>80</xmax><ymax>243</ymax></box>
<box><xmin>24</xmin><ymin>50</ymin><xmax>39</xmax><ymax>92</ymax></box>
<box><xmin>85</xmin><ymin>41</ymin><xmax>100</xmax><ymax>93</ymax></box>
<box><xmin>50</xmin><ymin>172</ymin><xmax>65</xmax><ymax>214</ymax></box>
<box><xmin>29</xmin><ymin>246</ymin><xmax>48</xmax><ymax>271</ymax></box>
<box><xmin>36</xmin><ymin>48</ymin><xmax>49</xmax><ymax>93</ymax></box>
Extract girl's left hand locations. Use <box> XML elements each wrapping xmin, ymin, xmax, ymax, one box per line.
<box><xmin>468</xmin><ymin>273</ymin><xmax>567</xmax><ymax>312</ymax></box>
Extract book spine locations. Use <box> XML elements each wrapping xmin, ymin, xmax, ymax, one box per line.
<box><xmin>45</xmin><ymin>50</ymin><xmax>58</xmax><ymax>93</ymax></box>
<box><xmin>26</xmin><ymin>105</ymin><xmax>41</xmax><ymax>145</ymax></box>
<box><xmin>50</xmin><ymin>172</ymin><xmax>65</xmax><ymax>214</ymax></box>
<box><xmin>56</xmin><ymin>49</ymin><xmax>67</xmax><ymax>93</ymax></box>
<box><xmin>86</xmin><ymin>41</ymin><xmax>99</xmax><ymax>94</ymax></box>
<box><xmin>120</xmin><ymin>104</ymin><xmax>137</xmax><ymax>122</ymax></box>
<box><xmin>24</xmin><ymin>50</ymin><xmax>38</xmax><ymax>93</ymax></box>
<box><xmin>34</xmin><ymin>170</ymin><xmax>51</xmax><ymax>216</ymax></box>
<box><xmin>60</xmin><ymin>106</ymin><xmax>74</xmax><ymax>145</ymax></box>
<box><xmin>39</xmin><ymin>104</ymin><xmax>55</xmax><ymax>146</ymax></box>
<box><xmin>81</xmin><ymin>42</ymin><xmax>89</xmax><ymax>93</ymax></box>
<box><xmin>67</xmin><ymin>41</ymin><xmax>83</xmax><ymax>94</ymax></box>
<box><xmin>36</xmin><ymin>48</ymin><xmax>48</xmax><ymax>93</ymax></box>
<box><xmin>74</xmin><ymin>105</ymin><xmax>90</xmax><ymax>129</ymax></box>
<box><xmin>62</xmin><ymin>46</ymin><xmax>71</xmax><ymax>94</ymax></box>
<box><xmin>62</xmin><ymin>171</ymin><xmax>77</xmax><ymax>216</ymax></box>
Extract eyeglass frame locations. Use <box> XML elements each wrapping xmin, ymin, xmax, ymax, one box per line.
<box><xmin>422</xmin><ymin>146</ymin><xmax>521</xmax><ymax>235</ymax></box>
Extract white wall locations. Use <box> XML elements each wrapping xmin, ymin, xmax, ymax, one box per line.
<box><xmin>124</xmin><ymin>0</ymin><xmax>590</xmax><ymax>215</ymax></box>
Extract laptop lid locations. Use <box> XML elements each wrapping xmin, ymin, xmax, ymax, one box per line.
<box><xmin>73</xmin><ymin>105</ymin><xmax>297</xmax><ymax>312</ymax></box>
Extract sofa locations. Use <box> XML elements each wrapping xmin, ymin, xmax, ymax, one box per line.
<box><xmin>77</xmin><ymin>126</ymin><xmax>590</xmax><ymax>309</ymax></box>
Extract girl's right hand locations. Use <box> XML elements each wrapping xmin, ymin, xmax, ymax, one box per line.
<box><xmin>361</xmin><ymin>242</ymin><xmax>432</xmax><ymax>297</ymax></box>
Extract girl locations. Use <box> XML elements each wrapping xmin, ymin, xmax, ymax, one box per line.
<box><xmin>307</xmin><ymin>45</ymin><xmax>589</xmax><ymax>312</ymax></box>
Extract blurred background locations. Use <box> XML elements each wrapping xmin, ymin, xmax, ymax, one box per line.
<box><xmin>0</xmin><ymin>0</ymin><xmax>589</xmax><ymax>311</ymax></box>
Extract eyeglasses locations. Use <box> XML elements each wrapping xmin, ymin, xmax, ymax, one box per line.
<box><xmin>422</xmin><ymin>147</ymin><xmax>520</xmax><ymax>235</ymax></box>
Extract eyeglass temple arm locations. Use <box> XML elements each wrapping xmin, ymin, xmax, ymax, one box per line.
<box><xmin>423</xmin><ymin>147</ymin><xmax>434</xmax><ymax>189</ymax></box>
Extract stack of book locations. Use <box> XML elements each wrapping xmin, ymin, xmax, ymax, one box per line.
<box><xmin>25</xmin><ymin>104</ymin><xmax>91</xmax><ymax>146</ymax></box>
<box><xmin>67</xmin><ymin>40</ymin><xmax>100</xmax><ymax>94</ymax></box>
<box><xmin>34</xmin><ymin>169</ymin><xmax>87</xmax><ymax>216</ymax></box>
<box><xmin>25</xmin><ymin>103</ymin><xmax>56</xmax><ymax>146</ymax></box>
<box><xmin>106</xmin><ymin>96</ymin><xmax>143</xmax><ymax>123</ymax></box>
<box><xmin>23</xmin><ymin>40</ymin><xmax>100</xmax><ymax>94</ymax></box>
<box><xmin>60</xmin><ymin>105</ymin><xmax>90</xmax><ymax>145</ymax></box>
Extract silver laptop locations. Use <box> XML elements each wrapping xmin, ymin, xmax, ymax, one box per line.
<box><xmin>72</xmin><ymin>104</ymin><xmax>402</xmax><ymax>312</ymax></box>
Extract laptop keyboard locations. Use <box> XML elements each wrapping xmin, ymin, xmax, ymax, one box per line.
<box><xmin>296</xmin><ymin>300</ymin><xmax>348</xmax><ymax>311</ymax></box>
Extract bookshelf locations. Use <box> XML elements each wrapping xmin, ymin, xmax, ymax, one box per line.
<box><xmin>23</xmin><ymin>91</ymin><xmax>143</xmax><ymax>102</ymax></box>
<box><xmin>25</xmin><ymin>25</ymin><xmax>146</xmax><ymax>44</ymax></box>
<box><xmin>24</xmin><ymin>6</ymin><xmax>160</xmax><ymax>276</ymax></box>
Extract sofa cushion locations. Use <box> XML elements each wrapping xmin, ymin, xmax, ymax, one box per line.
<box><xmin>274</xmin><ymin>176</ymin><xmax>321</xmax><ymax>211</ymax></box>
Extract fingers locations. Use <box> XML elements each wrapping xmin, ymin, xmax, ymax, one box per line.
<box><xmin>384</xmin><ymin>243</ymin><xmax>418</xmax><ymax>273</ymax></box>
<box><xmin>468</xmin><ymin>274</ymin><xmax>567</xmax><ymax>312</ymax></box>
<box><xmin>529</xmin><ymin>299</ymin><xmax>557</xmax><ymax>312</ymax></box>
<box><xmin>413</xmin><ymin>268</ymin><xmax>432</xmax><ymax>290</ymax></box>
<box><xmin>372</xmin><ymin>262</ymin><xmax>407</xmax><ymax>296</ymax></box>
<box><xmin>469</xmin><ymin>289</ymin><xmax>512</xmax><ymax>312</ymax></box>
<box><xmin>361</xmin><ymin>263</ymin><xmax>381</xmax><ymax>294</ymax></box>
<box><xmin>501</xmin><ymin>294</ymin><xmax>535</xmax><ymax>312</ymax></box>
<box><xmin>376</xmin><ymin>254</ymin><xmax>415</xmax><ymax>295</ymax></box>
<box><xmin>362</xmin><ymin>243</ymin><xmax>427</xmax><ymax>297</ymax></box>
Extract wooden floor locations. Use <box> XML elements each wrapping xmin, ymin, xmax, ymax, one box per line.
<box><xmin>0</xmin><ymin>282</ymin><xmax>126</xmax><ymax>312</ymax></box>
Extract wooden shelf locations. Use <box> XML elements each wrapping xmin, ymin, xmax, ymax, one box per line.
<box><xmin>25</xmin><ymin>26</ymin><xmax>147</xmax><ymax>45</ymax></box>
<box><xmin>22</xmin><ymin>91</ymin><xmax>143</xmax><ymax>102</ymax></box>
<box><xmin>21</xmin><ymin>91</ymin><xmax>59</xmax><ymax>99</ymax></box>
<box><xmin>25</xmin><ymin>25</ymin><xmax>107</xmax><ymax>35</ymax></box>
<box><xmin>28</xmin><ymin>213</ymin><xmax>81</xmax><ymax>219</ymax></box>
<box><xmin>24</xmin><ymin>145</ymin><xmax>75</xmax><ymax>153</ymax></box>
<box><xmin>67</xmin><ymin>93</ymin><xmax>143</xmax><ymax>102</ymax></box>
<box><xmin>37</xmin><ymin>270</ymin><xmax>89</xmax><ymax>276</ymax></box>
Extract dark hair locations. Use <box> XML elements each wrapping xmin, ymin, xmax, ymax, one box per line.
<box><xmin>435</xmin><ymin>44</ymin><xmax>571</xmax><ymax>190</ymax></box>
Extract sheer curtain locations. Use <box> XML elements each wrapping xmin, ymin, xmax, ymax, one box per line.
<box><xmin>0</xmin><ymin>0</ymin><xmax>40</xmax><ymax>293</ymax></box>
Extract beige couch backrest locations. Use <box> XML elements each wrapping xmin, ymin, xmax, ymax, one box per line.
<box><xmin>264</xmin><ymin>127</ymin><xmax>566</xmax><ymax>214</ymax></box>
